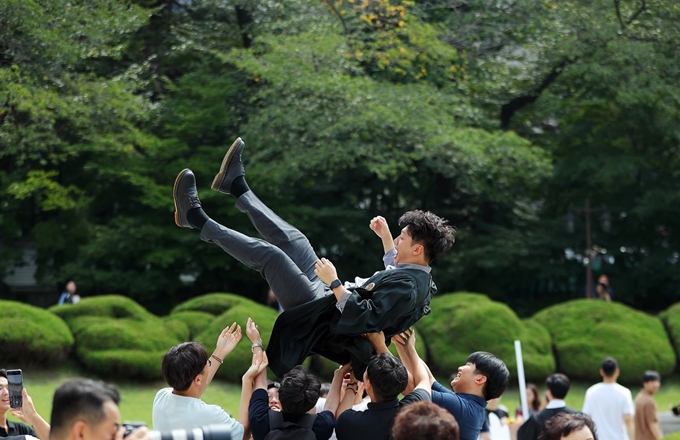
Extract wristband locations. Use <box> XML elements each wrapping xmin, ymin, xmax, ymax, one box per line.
<box><xmin>211</xmin><ymin>354</ymin><xmax>223</xmax><ymax>365</ymax></box>
<box><xmin>330</xmin><ymin>279</ymin><xmax>342</xmax><ymax>290</ymax></box>
<box><xmin>251</xmin><ymin>342</ymin><xmax>264</xmax><ymax>353</ymax></box>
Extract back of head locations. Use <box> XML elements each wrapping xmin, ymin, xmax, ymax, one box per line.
<box><xmin>50</xmin><ymin>379</ymin><xmax>120</xmax><ymax>440</ymax></box>
<box><xmin>539</xmin><ymin>413</ymin><xmax>597</xmax><ymax>440</ymax></box>
<box><xmin>162</xmin><ymin>342</ymin><xmax>208</xmax><ymax>391</ymax></box>
<box><xmin>642</xmin><ymin>370</ymin><xmax>660</xmax><ymax>383</ymax></box>
<box><xmin>601</xmin><ymin>357</ymin><xmax>618</xmax><ymax>378</ymax></box>
<box><xmin>467</xmin><ymin>352</ymin><xmax>510</xmax><ymax>400</ymax></box>
<box><xmin>366</xmin><ymin>353</ymin><xmax>409</xmax><ymax>402</ymax></box>
<box><xmin>0</xmin><ymin>369</ymin><xmax>6</xmax><ymax>380</ymax></box>
<box><xmin>546</xmin><ymin>374</ymin><xmax>571</xmax><ymax>400</ymax></box>
<box><xmin>279</xmin><ymin>366</ymin><xmax>320</xmax><ymax>416</ymax></box>
<box><xmin>398</xmin><ymin>210</ymin><xmax>456</xmax><ymax>263</ymax></box>
<box><xmin>392</xmin><ymin>401</ymin><xmax>460</xmax><ymax>440</ymax></box>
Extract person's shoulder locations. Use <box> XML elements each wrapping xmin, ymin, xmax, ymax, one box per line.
<box><xmin>9</xmin><ymin>421</ymin><xmax>35</xmax><ymax>434</ymax></box>
<box><xmin>153</xmin><ymin>387</ymin><xmax>173</xmax><ymax>403</ymax></box>
<box><xmin>313</xmin><ymin>411</ymin><xmax>336</xmax><ymax>429</ymax></box>
<box><xmin>337</xmin><ymin>409</ymin><xmax>362</xmax><ymax>423</ymax></box>
<box><xmin>401</xmin><ymin>388</ymin><xmax>431</xmax><ymax>405</ymax></box>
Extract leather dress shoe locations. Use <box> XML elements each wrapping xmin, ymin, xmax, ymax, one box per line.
<box><xmin>211</xmin><ymin>137</ymin><xmax>245</xmax><ymax>194</ymax></box>
<box><xmin>173</xmin><ymin>168</ymin><xmax>202</xmax><ymax>228</ymax></box>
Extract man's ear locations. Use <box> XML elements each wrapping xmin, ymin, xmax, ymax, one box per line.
<box><xmin>474</xmin><ymin>374</ymin><xmax>488</xmax><ymax>387</ymax></box>
<box><xmin>73</xmin><ymin>420</ymin><xmax>88</xmax><ymax>440</ymax></box>
<box><xmin>194</xmin><ymin>374</ymin><xmax>203</xmax><ymax>386</ymax></box>
<box><xmin>412</xmin><ymin>243</ymin><xmax>424</xmax><ymax>257</ymax></box>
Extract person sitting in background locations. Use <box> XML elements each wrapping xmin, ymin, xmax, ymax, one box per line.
<box><xmin>634</xmin><ymin>371</ymin><xmax>663</xmax><ymax>440</ymax></box>
<box><xmin>57</xmin><ymin>280</ymin><xmax>80</xmax><ymax>306</ymax></box>
<box><xmin>152</xmin><ymin>323</ymin><xmax>245</xmax><ymax>440</ymax></box>
<box><xmin>49</xmin><ymin>378</ymin><xmax>150</xmax><ymax>440</ymax></box>
<box><xmin>596</xmin><ymin>275</ymin><xmax>614</xmax><ymax>302</ymax></box>
<box><xmin>0</xmin><ymin>370</ymin><xmax>49</xmax><ymax>440</ymax></box>
<box><xmin>539</xmin><ymin>413</ymin><xmax>597</xmax><ymax>440</ymax></box>
<box><xmin>518</xmin><ymin>374</ymin><xmax>577</xmax><ymax>440</ymax></box>
<box><xmin>392</xmin><ymin>401</ymin><xmax>460</xmax><ymax>440</ymax></box>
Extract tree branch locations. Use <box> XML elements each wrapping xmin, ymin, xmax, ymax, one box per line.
<box><xmin>613</xmin><ymin>0</ymin><xmax>626</xmax><ymax>31</ymax></box>
<box><xmin>627</xmin><ymin>0</ymin><xmax>647</xmax><ymax>25</ymax></box>
<box><xmin>235</xmin><ymin>6</ymin><xmax>253</xmax><ymax>48</ymax></box>
<box><xmin>499</xmin><ymin>58</ymin><xmax>571</xmax><ymax>130</ymax></box>
<box><xmin>324</xmin><ymin>0</ymin><xmax>349</xmax><ymax>34</ymax></box>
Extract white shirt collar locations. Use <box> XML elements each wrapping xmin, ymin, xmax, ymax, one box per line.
<box><xmin>545</xmin><ymin>399</ymin><xmax>567</xmax><ymax>409</ymax></box>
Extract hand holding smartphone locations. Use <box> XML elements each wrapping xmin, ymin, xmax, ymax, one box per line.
<box><xmin>6</xmin><ymin>369</ymin><xmax>23</xmax><ymax>409</ymax></box>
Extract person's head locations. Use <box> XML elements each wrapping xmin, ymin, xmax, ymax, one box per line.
<box><xmin>539</xmin><ymin>412</ymin><xmax>597</xmax><ymax>440</ymax></box>
<box><xmin>0</xmin><ymin>370</ymin><xmax>9</xmax><ymax>414</ymax></box>
<box><xmin>546</xmin><ymin>373</ymin><xmax>571</xmax><ymax>400</ymax></box>
<box><xmin>600</xmin><ymin>357</ymin><xmax>619</xmax><ymax>381</ymax></box>
<box><xmin>319</xmin><ymin>383</ymin><xmax>331</xmax><ymax>399</ymax></box>
<box><xmin>161</xmin><ymin>342</ymin><xmax>211</xmax><ymax>394</ymax></box>
<box><xmin>363</xmin><ymin>353</ymin><xmax>409</xmax><ymax>402</ymax></box>
<box><xmin>267</xmin><ymin>381</ymin><xmax>282</xmax><ymax>411</ymax></box>
<box><xmin>526</xmin><ymin>383</ymin><xmax>541</xmax><ymax>410</ymax></box>
<box><xmin>598</xmin><ymin>275</ymin><xmax>609</xmax><ymax>286</ymax></box>
<box><xmin>392</xmin><ymin>401</ymin><xmax>460</xmax><ymax>440</ymax></box>
<box><xmin>450</xmin><ymin>352</ymin><xmax>509</xmax><ymax>400</ymax></box>
<box><xmin>394</xmin><ymin>210</ymin><xmax>456</xmax><ymax>265</ymax></box>
<box><xmin>642</xmin><ymin>370</ymin><xmax>661</xmax><ymax>394</ymax></box>
<box><xmin>50</xmin><ymin>379</ymin><xmax>121</xmax><ymax>440</ymax></box>
<box><xmin>278</xmin><ymin>366</ymin><xmax>320</xmax><ymax>416</ymax></box>
<box><xmin>65</xmin><ymin>280</ymin><xmax>77</xmax><ymax>295</ymax></box>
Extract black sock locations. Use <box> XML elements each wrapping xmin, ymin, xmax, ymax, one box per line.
<box><xmin>231</xmin><ymin>175</ymin><xmax>250</xmax><ymax>198</ymax></box>
<box><xmin>187</xmin><ymin>207</ymin><xmax>210</xmax><ymax>230</ymax></box>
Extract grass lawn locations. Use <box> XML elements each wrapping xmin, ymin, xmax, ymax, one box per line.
<box><xmin>10</xmin><ymin>363</ymin><xmax>680</xmax><ymax>428</ymax></box>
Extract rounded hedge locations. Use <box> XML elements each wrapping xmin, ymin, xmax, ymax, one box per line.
<box><xmin>165</xmin><ymin>311</ymin><xmax>215</xmax><ymax>340</ymax></box>
<box><xmin>659</xmin><ymin>302</ymin><xmax>680</xmax><ymax>366</ymax></box>
<box><xmin>415</xmin><ymin>292</ymin><xmax>555</xmax><ymax>381</ymax></box>
<box><xmin>171</xmin><ymin>293</ymin><xmax>248</xmax><ymax>316</ymax></box>
<box><xmin>532</xmin><ymin>299</ymin><xmax>675</xmax><ymax>383</ymax></box>
<box><xmin>52</xmin><ymin>295</ymin><xmax>187</xmax><ymax>379</ymax></box>
<box><xmin>195</xmin><ymin>297</ymin><xmax>279</xmax><ymax>382</ymax></box>
<box><xmin>0</xmin><ymin>300</ymin><xmax>74</xmax><ymax>365</ymax></box>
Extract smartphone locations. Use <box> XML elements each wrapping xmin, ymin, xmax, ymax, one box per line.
<box><xmin>6</xmin><ymin>369</ymin><xmax>23</xmax><ymax>408</ymax></box>
<box><xmin>123</xmin><ymin>422</ymin><xmax>147</xmax><ymax>437</ymax></box>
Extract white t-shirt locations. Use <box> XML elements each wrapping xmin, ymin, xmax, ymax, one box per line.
<box><xmin>152</xmin><ymin>388</ymin><xmax>244</xmax><ymax>440</ymax></box>
<box><xmin>582</xmin><ymin>382</ymin><xmax>635</xmax><ymax>440</ymax></box>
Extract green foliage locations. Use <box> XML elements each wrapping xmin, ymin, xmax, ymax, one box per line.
<box><xmin>416</xmin><ymin>293</ymin><xmax>554</xmax><ymax>381</ymax></box>
<box><xmin>53</xmin><ymin>296</ymin><xmax>185</xmax><ymax>379</ymax></box>
<box><xmin>165</xmin><ymin>311</ymin><xmax>215</xmax><ymax>340</ymax></box>
<box><xmin>0</xmin><ymin>301</ymin><xmax>74</xmax><ymax>365</ymax></box>
<box><xmin>171</xmin><ymin>293</ymin><xmax>249</xmax><ymax>316</ymax></box>
<box><xmin>658</xmin><ymin>303</ymin><xmax>680</xmax><ymax>366</ymax></box>
<box><xmin>532</xmin><ymin>300</ymin><xmax>675</xmax><ymax>383</ymax></box>
<box><xmin>195</xmin><ymin>299</ymin><xmax>279</xmax><ymax>382</ymax></box>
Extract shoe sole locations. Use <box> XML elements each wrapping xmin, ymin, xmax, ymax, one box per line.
<box><xmin>211</xmin><ymin>137</ymin><xmax>244</xmax><ymax>192</ymax></box>
<box><xmin>173</xmin><ymin>168</ymin><xmax>191</xmax><ymax>227</ymax></box>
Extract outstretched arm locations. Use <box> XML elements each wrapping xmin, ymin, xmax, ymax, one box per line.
<box><xmin>206</xmin><ymin>322</ymin><xmax>242</xmax><ymax>388</ymax></box>
<box><xmin>325</xmin><ymin>363</ymin><xmax>351</xmax><ymax>416</ymax></box>
<box><xmin>394</xmin><ymin>328</ymin><xmax>431</xmax><ymax>395</ymax></box>
<box><xmin>370</xmin><ymin>216</ymin><xmax>395</xmax><ymax>256</ymax></box>
<box><xmin>10</xmin><ymin>389</ymin><xmax>50</xmax><ymax>440</ymax></box>
<box><xmin>238</xmin><ymin>318</ymin><xmax>267</xmax><ymax>440</ymax></box>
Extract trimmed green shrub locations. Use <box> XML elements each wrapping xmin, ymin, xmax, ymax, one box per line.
<box><xmin>171</xmin><ymin>293</ymin><xmax>248</xmax><ymax>316</ymax></box>
<box><xmin>0</xmin><ymin>300</ymin><xmax>74</xmax><ymax>365</ymax></box>
<box><xmin>416</xmin><ymin>292</ymin><xmax>555</xmax><ymax>381</ymax></box>
<box><xmin>532</xmin><ymin>299</ymin><xmax>675</xmax><ymax>383</ymax></box>
<box><xmin>53</xmin><ymin>295</ymin><xmax>186</xmax><ymax>379</ymax></box>
<box><xmin>195</xmin><ymin>298</ymin><xmax>279</xmax><ymax>382</ymax></box>
<box><xmin>164</xmin><ymin>311</ymin><xmax>214</xmax><ymax>340</ymax></box>
<box><xmin>659</xmin><ymin>302</ymin><xmax>680</xmax><ymax>365</ymax></box>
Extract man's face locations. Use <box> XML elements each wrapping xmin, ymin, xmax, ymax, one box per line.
<box><xmin>83</xmin><ymin>400</ymin><xmax>120</xmax><ymax>440</ymax></box>
<box><xmin>450</xmin><ymin>362</ymin><xmax>484</xmax><ymax>393</ymax></box>
<box><xmin>643</xmin><ymin>380</ymin><xmax>661</xmax><ymax>394</ymax></box>
<box><xmin>267</xmin><ymin>387</ymin><xmax>281</xmax><ymax>411</ymax></box>
<box><xmin>66</xmin><ymin>281</ymin><xmax>77</xmax><ymax>294</ymax></box>
<box><xmin>0</xmin><ymin>377</ymin><xmax>9</xmax><ymax>412</ymax></box>
<box><xmin>393</xmin><ymin>227</ymin><xmax>418</xmax><ymax>264</ymax></box>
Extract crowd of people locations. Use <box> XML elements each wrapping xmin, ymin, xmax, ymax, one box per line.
<box><xmin>0</xmin><ymin>138</ymin><xmax>673</xmax><ymax>440</ymax></box>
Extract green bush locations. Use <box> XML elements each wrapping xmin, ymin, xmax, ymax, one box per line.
<box><xmin>0</xmin><ymin>300</ymin><xmax>74</xmax><ymax>365</ymax></box>
<box><xmin>53</xmin><ymin>295</ymin><xmax>186</xmax><ymax>379</ymax></box>
<box><xmin>195</xmin><ymin>298</ymin><xmax>279</xmax><ymax>382</ymax></box>
<box><xmin>532</xmin><ymin>299</ymin><xmax>675</xmax><ymax>383</ymax></box>
<box><xmin>659</xmin><ymin>302</ymin><xmax>680</xmax><ymax>365</ymax></box>
<box><xmin>164</xmin><ymin>311</ymin><xmax>214</xmax><ymax>340</ymax></box>
<box><xmin>171</xmin><ymin>293</ymin><xmax>248</xmax><ymax>316</ymax></box>
<box><xmin>415</xmin><ymin>292</ymin><xmax>555</xmax><ymax>381</ymax></box>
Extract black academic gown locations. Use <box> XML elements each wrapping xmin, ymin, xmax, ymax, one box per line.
<box><xmin>266</xmin><ymin>268</ymin><xmax>436</xmax><ymax>378</ymax></box>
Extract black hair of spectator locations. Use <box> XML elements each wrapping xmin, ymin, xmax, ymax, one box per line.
<box><xmin>161</xmin><ymin>342</ymin><xmax>209</xmax><ymax>391</ymax></box>
<box><xmin>642</xmin><ymin>370</ymin><xmax>661</xmax><ymax>383</ymax></box>
<box><xmin>527</xmin><ymin>383</ymin><xmax>541</xmax><ymax>410</ymax></box>
<box><xmin>50</xmin><ymin>379</ymin><xmax>120</xmax><ymax>439</ymax></box>
<box><xmin>398</xmin><ymin>210</ymin><xmax>456</xmax><ymax>263</ymax></box>
<box><xmin>546</xmin><ymin>374</ymin><xmax>571</xmax><ymax>400</ymax></box>
<box><xmin>601</xmin><ymin>357</ymin><xmax>618</xmax><ymax>377</ymax></box>
<box><xmin>0</xmin><ymin>370</ymin><xmax>6</xmax><ymax>380</ymax></box>
<box><xmin>267</xmin><ymin>381</ymin><xmax>281</xmax><ymax>390</ymax></box>
<box><xmin>366</xmin><ymin>353</ymin><xmax>409</xmax><ymax>402</ymax></box>
<box><xmin>319</xmin><ymin>383</ymin><xmax>331</xmax><ymax>398</ymax></box>
<box><xmin>467</xmin><ymin>352</ymin><xmax>510</xmax><ymax>400</ymax></box>
<box><xmin>539</xmin><ymin>412</ymin><xmax>597</xmax><ymax>440</ymax></box>
<box><xmin>392</xmin><ymin>401</ymin><xmax>460</xmax><ymax>440</ymax></box>
<box><xmin>279</xmin><ymin>365</ymin><xmax>320</xmax><ymax>416</ymax></box>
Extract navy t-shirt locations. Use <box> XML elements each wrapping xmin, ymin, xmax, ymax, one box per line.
<box><xmin>431</xmin><ymin>381</ymin><xmax>487</xmax><ymax>440</ymax></box>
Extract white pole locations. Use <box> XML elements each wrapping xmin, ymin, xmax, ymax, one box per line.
<box><xmin>515</xmin><ymin>340</ymin><xmax>529</xmax><ymax>419</ymax></box>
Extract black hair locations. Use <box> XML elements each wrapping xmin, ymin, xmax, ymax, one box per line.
<box><xmin>601</xmin><ymin>357</ymin><xmax>618</xmax><ymax>377</ymax></box>
<box><xmin>366</xmin><ymin>353</ymin><xmax>409</xmax><ymax>402</ymax></box>
<box><xmin>279</xmin><ymin>365</ymin><xmax>320</xmax><ymax>416</ymax></box>
<box><xmin>50</xmin><ymin>379</ymin><xmax>120</xmax><ymax>439</ymax></box>
<box><xmin>0</xmin><ymin>369</ymin><xmax>6</xmax><ymax>380</ymax></box>
<box><xmin>539</xmin><ymin>412</ymin><xmax>597</xmax><ymax>440</ymax></box>
<box><xmin>642</xmin><ymin>370</ymin><xmax>660</xmax><ymax>383</ymax></box>
<box><xmin>267</xmin><ymin>381</ymin><xmax>281</xmax><ymax>390</ymax></box>
<box><xmin>546</xmin><ymin>374</ymin><xmax>570</xmax><ymax>400</ymax></box>
<box><xmin>526</xmin><ymin>383</ymin><xmax>541</xmax><ymax>410</ymax></box>
<box><xmin>467</xmin><ymin>352</ymin><xmax>510</xmax><ymax>400</ymax></box>
<box><xmin>161</xmin><ymin>342</ymin><xmax>209</xmax><ymax>391</ymax></box>
<box><xmin>398</xmin><ymin>210</ymin><xmax>456</xmax><ymax>263</ymax></box>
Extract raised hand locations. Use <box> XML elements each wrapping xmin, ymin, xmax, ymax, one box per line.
<box><xmin>314</xmin><ymin>258</ymin><xmax>338</xmax><ymax>285</ymax></box>
<box><xmin>216</xmin><ymin>322</ymin><xmax>242</xmax><ymax>355</ymax></box>
<box><xmin>246</xmin><ymin>317</ymin><xmax>262</xmax><ymax>344</ymax></box>
<box><xmin>369</xmin><ymin>216</ymin><xmax>392</xmax><ymax>240</ymax></box>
